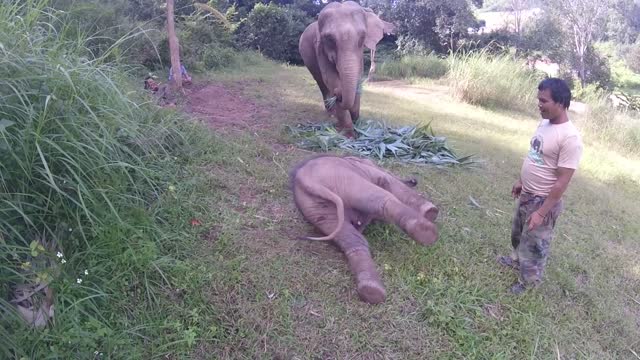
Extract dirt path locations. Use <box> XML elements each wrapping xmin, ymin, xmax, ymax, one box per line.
<box><xmin>183</xmin><ymin>81</ymin><xmax>274</xmax><ymax>133</ymax></box>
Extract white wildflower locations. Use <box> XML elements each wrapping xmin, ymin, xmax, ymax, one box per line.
<box><xmin>77</xmin><ymin>278</ymin><xmax>82</xmax><ymax>284</ymax></box>
<box><xmin>56</xmin><ymin>252</ymin><xmax>63</xmax><ymax>258</ymax></box>
<box><xmin>61</xmin><ymin>259</ymin><xmax>67</xmax><ymax>264</ymax></box>
<box><xmin>84</xmin><ymin>269</ymin><xmax>89</xmax><ymax>275</ymax></box>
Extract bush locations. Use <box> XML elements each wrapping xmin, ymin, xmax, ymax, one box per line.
<box><xmin>626</xmin><ymin>42</ymin><xmax>640</xmax><ymax>74</ymax></box>
<box><xmin>447</xmin><ymin>50</ymin><xmax>544</xmax><ymax>112</ymax></box>
<box><xmin>378</xmin><ymin>55</ymin><xmax>449</xmax><ymax>79</ymax></box>
<box><xmin>234</xmin><ymin>3</ymin><xmax>312</xmax><ymax>64</ymax></box>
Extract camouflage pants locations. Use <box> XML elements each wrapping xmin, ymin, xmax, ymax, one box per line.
<box><xmin>511</xmin><ymin>192</ymin><xmax>564</xmax><ymax>286</ymax></box>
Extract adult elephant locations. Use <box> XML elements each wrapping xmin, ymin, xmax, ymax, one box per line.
<box><xmin>299</xmin><ymin>1</ymin><xmax>395</xmax><ymax>138</ymax></box>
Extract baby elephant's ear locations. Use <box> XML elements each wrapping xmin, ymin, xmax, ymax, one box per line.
<box><xmin>364</xmin><ymin>11</ymin><xmax>395</xmax><ymax>50</ymax></box>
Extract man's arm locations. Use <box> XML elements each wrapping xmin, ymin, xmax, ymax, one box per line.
<box><xmin>527</xmin><ymin>167</ymin><xmax>575</xmax><ymax>230</ymax></box>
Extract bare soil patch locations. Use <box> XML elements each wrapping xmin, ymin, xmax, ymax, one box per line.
<box><xmin>183</xmin><ymin>82</ymin><xmax>272</xmax><ymax>133</ymax></box>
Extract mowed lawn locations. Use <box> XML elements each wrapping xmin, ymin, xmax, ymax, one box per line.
<box><xmin>185</xmin><ymin>61</ymin><xmax>640</xmax><ymax>359</ymax></box>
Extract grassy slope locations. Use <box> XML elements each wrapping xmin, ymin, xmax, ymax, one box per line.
<box><xmin>179</xmin><ymin>62</ymin><xmax>640</xmax><ymax>359</ymax></box>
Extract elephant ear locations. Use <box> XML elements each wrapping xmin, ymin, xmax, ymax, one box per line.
<box><xmin>364</xmin><ymin>10</ymin><xmax>395</xmax><ymax>50</ymax></box>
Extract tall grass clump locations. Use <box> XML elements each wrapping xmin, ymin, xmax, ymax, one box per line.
<box><xmin>1</xmin><ymin>1</ymin><xmax>221</xmax><ymax>358</ymax></box>
<box><xmin>377</xmin><ymin>54</ymin><xmax>449</xmax><ymax>80</ymax></box>
<box><xmin>574</xmin><ymin>89</ymin><xmax>640</xmax><ymax>154</ymax></box>
<box><xmin>447</xmin><ymin>49</ymin><xmax>543</xmax><ymax>113</ymax></box>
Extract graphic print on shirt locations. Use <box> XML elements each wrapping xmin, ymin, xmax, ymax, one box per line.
<box><xmin>528</xmin><ymin>135</ymin><xmax>544</xmax><ymax>165</ymax></box>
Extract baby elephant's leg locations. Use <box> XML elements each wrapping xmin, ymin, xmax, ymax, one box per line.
<box><xmin>333</xmin><ymin>224</ymin><xmax>386</xmax><ymax>304</ymax></box>
<box><xmin>340</xmin><ymin>182</ymin><xmax>438</xmax><ymax>246</ymax></box>
<box><xmin>356</xmin><ymin>163</ymin><xmax>439</xmax><ymax>222</ymax></box>
<box><xmin>382</xmin><ymin>177</ymin><xmax>439</xmax><ymax>222</ymax></box>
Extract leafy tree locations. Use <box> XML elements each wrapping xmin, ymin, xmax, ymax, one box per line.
<box><xmin>605</xmin><ymin>0</ymin><xmax>640</xmax><ymax>44</ymax></box>
<box><xmin>387</xmin><ymin>0</ymin><xmax>478</xmax><ymax>54</ymax></box>
<box><xmin>543</xmin><ymin>0</ymin><xmax>610</xmax><ymax>88</ymax></box>
<box><xmin>520</xmin><ymin>12</ymin><xmax>568</xmax><ymax>60</ymax></box>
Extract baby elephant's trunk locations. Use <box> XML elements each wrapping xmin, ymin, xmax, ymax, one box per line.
<box><xmin>345</xmin><ymin>248</ymin><xmax>386</xmax><ymax>304</ymax></box>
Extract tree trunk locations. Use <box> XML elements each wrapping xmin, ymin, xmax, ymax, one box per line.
<box><xmin>579</xmin><ymin>53</ymin><xmax>586</xmax><ymax>88</ymax></box>
<box><xmin>166</xmin><ymin>0</ymin><xmax>182</xmax><ymax>91</ymax></box>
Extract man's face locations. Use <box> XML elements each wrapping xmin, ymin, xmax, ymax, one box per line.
<box><xmin>537</xmin><ymin>89</ymin><xmax>564</xmax><ymax>120</ymax></box>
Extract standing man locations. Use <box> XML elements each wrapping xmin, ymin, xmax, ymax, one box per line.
<box><xmin>498</xmin><ymin>78</ymin><xmax>583</xmax><ymax>294</ymax></box>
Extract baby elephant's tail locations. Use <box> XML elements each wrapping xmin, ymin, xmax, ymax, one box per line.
<box><xmin>296</xmin><ymin>179</ymin><xmax>345</xmax><ymax>241</ymax></box>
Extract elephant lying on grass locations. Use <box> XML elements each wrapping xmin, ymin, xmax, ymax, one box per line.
<box><xmin>289</xmin><ymin>155</ymin><xmax>439</xmax><ymax>304</ymax></box>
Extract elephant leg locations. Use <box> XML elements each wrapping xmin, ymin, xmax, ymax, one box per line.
<box><xmin>340</xmin><ymin>182</ymin><xmax>438</xmax><ymax>246</ymax></box>
<box><xmin>335</xmin><ymin>227</ymin><xmax>386</xmax><ymax>304</ymax></box>
<box><xmin>378</xmin><ymin>176</ymin><xmax>439</xmax><ymax>222</ymax></box>
<box><xmin>349</xmin><ymin>93</ymin><xmax>361</xmax><ymax>123</ymax></box>
<box><xmin>368</xmin><ymin>48</ymin><xmax>376</xmax><ymax>81</ymax></box>
<box><xmin>317</xmin><ymin>79</ymin><xmax>331</xmax><ymax>106</ymax></box>
<box><xmin>314</xmin><ymin>217</ymin><xmax>385</xmax><ymax>304</ymax></box>
<box><xmin>335</xmin><ymin>108</ymin><xmax>355</xmax><ymax>138</ymax></box>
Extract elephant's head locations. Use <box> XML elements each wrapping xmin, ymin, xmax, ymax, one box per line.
<box><xmin>316</xmin><ymin>1</ymin><xmax>394</xmax><ymax>111</ymax></box>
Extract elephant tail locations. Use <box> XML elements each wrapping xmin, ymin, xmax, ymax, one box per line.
<box><xmin>297</xmin><ymin>179</ymin><xmax>345</xmax><ymax>241</ymax></box>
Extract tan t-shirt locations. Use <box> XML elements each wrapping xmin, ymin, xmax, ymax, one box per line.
<box><xmin>520</xmin><ymin>119</ymin><xmax>583</xmax><ymax>196</ymax></box>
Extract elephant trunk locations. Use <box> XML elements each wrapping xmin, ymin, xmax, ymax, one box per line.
<box><xmin>336</xmin><ymin>54</ymin><xmax>362</xmax><ymax>111</ymax></box>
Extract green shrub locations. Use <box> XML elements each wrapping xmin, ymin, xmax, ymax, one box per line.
<box><xmin>203</xmin><ymin>45</ymin><xmax>237</xmax><ymax>69</ymax></box>
<box><xmin>378</xmin><ymin>55</ymin><xmax>449</xmax><ymax>79</ymax></box>
<box><xmin>626</xmin><ymin>42</ymin><xmax>640</xmax><ymax>74</ymax></box>
<box><xmin>234</xmin><ymin>3</ymin><xmax>312</xmax><ymax>64</ymax></box>
<box><xmin>447</xmin><ymin>50</ymin><xmax>544</xmax><ymax>112</ymax></box>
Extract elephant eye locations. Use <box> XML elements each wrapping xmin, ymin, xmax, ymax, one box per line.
<box><xmin>323</xmin><ymin>34</ymin><xmax>336</xmax><ymax>48</ymax></box>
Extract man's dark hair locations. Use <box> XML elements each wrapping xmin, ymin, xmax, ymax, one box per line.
<box><xmin>538</xmin><ymin>78</ymin><xmax>571</xmax><ymax>109</ymax></box>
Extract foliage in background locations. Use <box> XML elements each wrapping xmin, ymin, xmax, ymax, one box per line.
<box><xmin>447</xmin><ymin>50</ymin><xmax>543</xmax><ymax>112</ymax></box>
<box><xmin>234</xmin><ymin>3</ymin><xmax>312</xmax><ymax>64</ymax></box>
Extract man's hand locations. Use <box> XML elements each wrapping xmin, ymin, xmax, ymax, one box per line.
<box><xmin>511</xmin><ymin>179</ymin><xmax>522</xmax><ymax>199</ymax></box>
<box><xmin>527</xmin><ymin>210</ymin><xmax>544</xmax><ymax>231</ymax></box>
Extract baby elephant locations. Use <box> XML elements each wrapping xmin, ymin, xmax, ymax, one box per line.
<box><xmin>289</xmin><ymin>155</ymin><xmax>439</xmax><ymax>304</ymax></box>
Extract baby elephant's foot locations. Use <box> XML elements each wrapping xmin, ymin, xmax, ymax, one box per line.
<box><xmin>346</xmin><ymin>249</ymin><xmax>386</xmax><ymax>304</ymax></box>
<box><xmin>404</xmin><ymin>218</ymin><xmax>438</xmax><ymax>246</ymax></box>
<box><xmin>419</xmin><ymin>203</ymin><xmax>439</xmax><ymax>222</ymax></box>
<box><xmin>356</xmin><ymin>277</ymin><xmax>386</xmax><ymax>304</ymax></box>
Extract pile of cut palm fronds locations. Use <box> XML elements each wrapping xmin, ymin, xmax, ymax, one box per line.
<box><xmin>286</xmin><ymin>119</ymin><xmax>475</xmax><ymax>166</ymax></box>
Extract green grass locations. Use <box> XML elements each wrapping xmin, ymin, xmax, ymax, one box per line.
<box><xmin>377</xmin><ymin>54</ymin><xmax>449</xmax><ymax>80</ymax></box>
<box><xmin>180</xmin><ymin>62</ymin><xmax>639</xmax><ymax>358</ymax></box>
<box><xmin>0</xmin><ymin>2</ymin><xmax>228</xmax><ymax>358</ymax></box>
<box><xmin>572</xmin><ymin>90</ymin><xmax>640</xmax><ymax>155</ymax></box>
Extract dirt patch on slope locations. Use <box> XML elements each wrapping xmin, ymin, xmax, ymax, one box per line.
<box><xmin>183</xmin><ymin>82</ymin><xmax>272</xmax><ymax>132</ymax></box>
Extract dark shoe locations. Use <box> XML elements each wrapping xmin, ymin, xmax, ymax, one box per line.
<box><xmin>509</xmin><ymin>282</ymin><xmax>528</xmax><ymax>295</ymax></box>
<box><xmin>497</xmin><ymin>255</ymin><xmax>519</xmax><ymax>270</ymax></box>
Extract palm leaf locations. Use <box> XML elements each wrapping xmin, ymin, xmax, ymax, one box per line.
<box><xmin>285</xmin><ymin>119</ymin><xmax>476</xmax><ymax>167</ymax></box>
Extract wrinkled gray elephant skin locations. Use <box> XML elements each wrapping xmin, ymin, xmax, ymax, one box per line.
<box><xmin>289</xmin><ymin>155</ymin><xmax>439</xmax><ymax>304</ymax></box>
<box><xmin>298</xmin><ymin>1</ymin><xmax>395</xmax><ymax>138</ymax></box>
